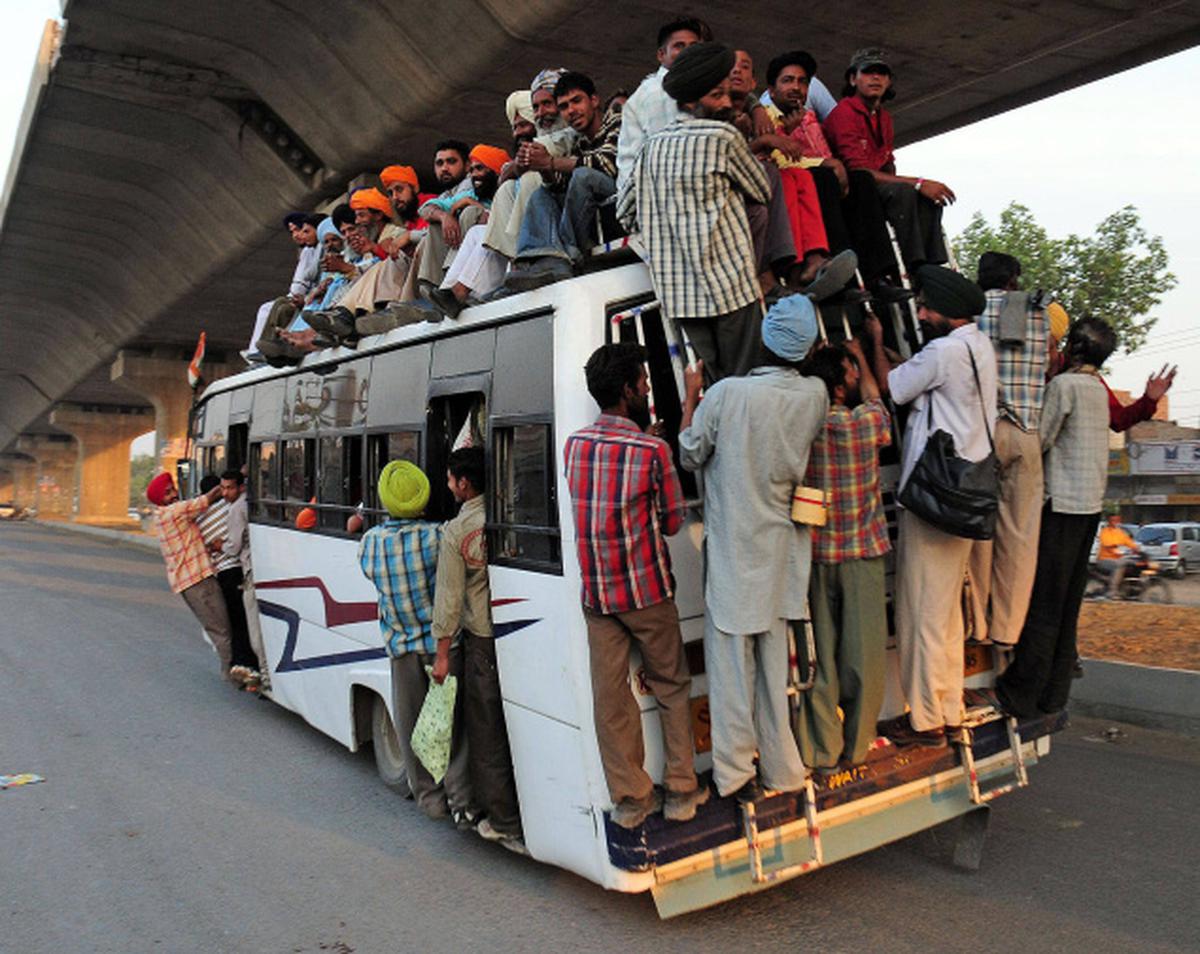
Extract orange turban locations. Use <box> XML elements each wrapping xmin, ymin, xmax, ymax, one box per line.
<box><xmin>349</xmin><ymin>187</ymin><xmax>393</xmax><ymax>217</ymax></box>
<box><xmin>295</xmin><ymin>497</ymin><xmax>318</xmax><ymax>531</ymax></box>
<box><xmin>379</xmin><ymin>165</ymin><xmax>418</xmax><ymax>189</ymax></box>
<box><xmin>469</xmin><ymin>144</ymin><xmax>511</xmax><ymax>176</ymax></box>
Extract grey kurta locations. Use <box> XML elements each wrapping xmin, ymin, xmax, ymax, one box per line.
<box><xmin>679</xmin><ymin>367</ymin><xmax>829</xmax><ymax>634</ymax></box>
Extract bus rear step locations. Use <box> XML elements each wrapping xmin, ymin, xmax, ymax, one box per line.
<box><xmin>741</xmin><ymin>777</ymin><xmax>823</xmax><ymax>884</ymax></box>
<box><xmin>956</xmin><ymin>708</ymin><xmax>1028</xmax><ymax>804</ymax></box>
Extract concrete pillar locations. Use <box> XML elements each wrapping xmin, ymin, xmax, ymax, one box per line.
<box><xmin>16</xmin><ymin>435</ymin><xmax>79</xmax><ymax>518</ymax></box>
<box><xmin>0</xmin><ymin>455</ymin><xmax>37</xmax><ymax>508</ymax></box>
<box><xmin>49</xmin><ymin>404</ymin><xmax>155</xmax><ymax>526</ymax></box>
<box><xmin>111</xmin><ymin>351</ymin><xmax>234</xmax><ymax>479</ymax></box>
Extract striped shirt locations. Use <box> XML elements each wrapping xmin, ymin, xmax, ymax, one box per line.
<box><xmin>564</xmin><ymin>414</ymin><xmax>687</xmax><ymax>614</ymax></box>
<box><xmin>807</xmin><ymin>399</ymin><xmax>893</xmax><ymax>564</ymax></box>
<box><xmin>196</xmin><ymin>497</ymin><xmax>239</xmax><ymax>572</ymax></box>
<box><xmin>977</xmin><ymin>289</ymin><xmax>1047</xmax><ymax>432</ymax></box>
<box><xmin>357</xmin><ymin>519</ymin><xmax>442</xmax><ymax>657</ymax></box>
<box><xmin>617</xmin><ymin>117</ymin><xmax>769</xmax><ymax>318</ymax></box>
<box><xmin>152</xmin><ymin>497</ymin><xmax>214</xmax><ymax>594</ymax></box>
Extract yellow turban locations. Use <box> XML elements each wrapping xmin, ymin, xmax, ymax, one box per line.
<box><xmin>469</xmin><ymin>143</ymin><xmax>512</xmax><ymax>176</ymax></box>
<box><xmin>1046</xmin><ymin>301</ymin><xmax>1069</xmax><ymax>342</ymax></box>
<box><xmin>378</xmin><ymin>460</ymin><xmax>429</xmax><ymax>519</ymax></box>
<box><xmin>380</xmin><ymin>164</ymin><xmax>418</xmax><ymax>189</ymax></box>
<box><xmin>349</xmin><ymin>187</ymin><xmax>394</xmax><ymax>217</ymax></box>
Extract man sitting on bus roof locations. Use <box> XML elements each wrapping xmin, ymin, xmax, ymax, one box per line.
<box><xmin>434</xmin><ymin>447</ymin><xmax>526</xmax><ymax>853</ymax></box>
<box><xmin>358</xmin><ymin>460</ymin><xmax>478</xmax><ymax>825</ymax></box>
<box><xmin>679</xmin><ymin>295</ymin><xmax>828</xmax><ymax>802</ymax></box>
<box><xmin>146</xmin><ymin>473</ymin><xmax>236</xmax><ymax>683</ymax></box>
<box><xmin>565</xmin><ymin>343</ymin><xmax>708</xmax><ymax>830</ymax></box>
<box><xmin>501</xmin><ymin>71</ymin><xmax>623</xmax><ymax>292</ymax></box>
<box><xmin>618</xmin><ymin>43</ymin><xmax>770</xmax><ymax>382</ymax></box>
<box><xmin>243</xmin><ymin>212</ymin><xmax>322</xmax><ymax>363</ymax></box>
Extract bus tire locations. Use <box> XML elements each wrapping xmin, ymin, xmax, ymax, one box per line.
<box><xmin>371</xmin><ymin>694</ymin><xmax>413</xmax><ymax>798</ymax></box>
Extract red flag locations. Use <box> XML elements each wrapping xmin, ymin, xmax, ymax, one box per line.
<box><xmin>187</xmin><ymin>331</ymin><xmax>206</xmax><ymax>389</ymax></box>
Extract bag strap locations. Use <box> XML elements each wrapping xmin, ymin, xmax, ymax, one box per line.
<box><xmin>965</xmin><ymin>342</ymin><xmax>996</xmax><ymax>454</ymax></box>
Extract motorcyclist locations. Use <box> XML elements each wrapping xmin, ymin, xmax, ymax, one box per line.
<box><xmin>1095</xmin><ymin>513</ymin><xmax>1139</xmax><ymax>599</ymax></box>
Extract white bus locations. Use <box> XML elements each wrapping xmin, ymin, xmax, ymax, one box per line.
<box><xmin>188</xmin><ymin>254</ymin><xmax>1064</xmax><ymax>917</ymax></box>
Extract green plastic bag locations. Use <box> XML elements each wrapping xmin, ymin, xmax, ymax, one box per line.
<box><xmin>411</xmin><ymin>666</ymin><xmax>457</xmax><ymax>783</ymax></box>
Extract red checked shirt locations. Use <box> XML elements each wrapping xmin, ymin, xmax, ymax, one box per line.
<box><xmin>152</xmin><ymin>496</ymin><xmax>215</xmax><ymax>594</ymax></box>
<box><xmin>564</xmin><ymin>414</ymin><xmax>687</xmax><ymax>613</ymax></box>
<box><xmin>822</xmin><ymin>96</ymin><xmax>895</xmax><ymax>173</ymax></box>
<box><xmin>806</xmin><ymin>399</ymin><xmax>892</xmax><ymax>564</ymax></box>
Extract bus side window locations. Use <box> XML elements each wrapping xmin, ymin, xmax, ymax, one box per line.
<box><xmin>282</xmin><ymin>438</ymin><xmax>316</xmax><ymax>522</ymax></box>
<box><xmin>249</xmin><ymin>441</ymin><xmax>280</xmax><ymax>520</ymax></box>
<box><xmin>366</xmin><ymin>431</ymin><xmax>421</xmax><ymax>526</ymax></box>
<box><xmin>317</xmin><ymin>434</ymin><xmax>364</xmax><ymax>530</ymax></box>
<box><xmin>489</xmin><ymin>422</ymin><xmax>561</xmax><ymax>573</ymax></box>
<box><xmin>227</xmin><ymin>423</ymin><xmax>249</xmax><ymax>474</ymax></box>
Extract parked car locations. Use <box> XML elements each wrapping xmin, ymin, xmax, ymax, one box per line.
<box><xmin>1135</xmin><ymin>523</ymin><xmax>1200</xmax><ymax>578</ymax></box>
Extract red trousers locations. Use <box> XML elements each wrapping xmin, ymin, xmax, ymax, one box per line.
<box><xmin>778</xmin><ymin>166</ymin><xmax>829</xmax><ymax>257</ymax></box>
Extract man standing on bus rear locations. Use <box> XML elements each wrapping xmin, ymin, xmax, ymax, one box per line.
<box><xmin>146</xmin><ymin>473</ymin><xmax>234</xmax><ymax>682</ymax></box>
<box><xmin>358</xmin><ymin>461</ymin><xmax>477</xmax><ymax>825</ymax></box>
<box><xmin>679</xmin><ymin>295</ymin><xmax>828</xmax><ymax>802</ymax></box>
<box><xmin>434</xmin><ymin>447</ymin><xmax>526</xmax><ymax>853</ymax></box>
<box><xmin>565</xmin><ymin>343</ymin><xmax>708</xmax><ymax>830</ymax></box>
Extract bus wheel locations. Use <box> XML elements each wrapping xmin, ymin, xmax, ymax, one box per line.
<box><xmin>371</xmin><ymin>694</ymin><xmax>413</xmax><ymax>798</ymax></box>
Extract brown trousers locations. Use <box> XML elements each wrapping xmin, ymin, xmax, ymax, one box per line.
<box><xmin>584</xmin><ymin>599</ymin><xmax>697</xmax><ymax>804</ymax></box>
<box><xmin>180</xmin><ymin>577</ymin><xmax>233</xmax><ymax>680</ymax></box>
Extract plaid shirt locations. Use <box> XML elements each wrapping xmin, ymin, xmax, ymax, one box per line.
<box><xmin>153</xmin><ymin>497</ymin><xmax>214</xmax><ymax>594</ymax></box>
<box><xmin>807</xmin><ymin>399</ymin><xmax>892</xmax><ymax>563</ymax></box>
<box><xmin>565</xmin><ymin>414</ymin><xmax>687</xmax><ymax>614</ymax></box>
<box><xmin>1041</xmin><ymin>370</ymin><xmax>1109</xmax><ymax>514</ymax></box>
<box><xmin>358</xmin><ymin>519</ymin><xmax>442</xmax><ymax>657</ymax></box>
<box><xmin>977</xmin><ymin>289</ymin><xmax>1047</xmax><ymax>432</ymax></box>
<box><xmin>617</xmin><ymin>117</ymin><xmax>769</xmax><ymax>318</ymax></box>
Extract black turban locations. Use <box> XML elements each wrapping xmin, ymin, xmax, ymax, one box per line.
<box><xmin>662</xmin><ymin>43</ymin><xmax>736</xmax><ymax>104</ymax></box>
<box><xmin>916</xmin><ymin>265</ymin><xmax>986</xmax><ymax>319</ymax></box>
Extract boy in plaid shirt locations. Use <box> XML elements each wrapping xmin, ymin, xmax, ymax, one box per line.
<box><xmin>564</xmin><ymin>343</ymin><xmax>706</xmax><ymax>830</ymax></box>
<box><xmin>798</xmin><ymin>318</ymin><xmax>892</xmax><ymax>771</ymax></box>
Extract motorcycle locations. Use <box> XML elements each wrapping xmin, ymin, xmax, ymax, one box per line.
<box><xmin>1085</xmin><ymin>554</ymin><xmax>1173</xmax><ymax>603</ymax></box>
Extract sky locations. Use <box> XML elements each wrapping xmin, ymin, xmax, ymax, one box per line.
<box><xmin>0</xmin><ymin>3</ymin><xmax>1196</xmax><ymax>447</ymax></box>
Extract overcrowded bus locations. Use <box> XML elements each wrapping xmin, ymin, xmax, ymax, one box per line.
<box><xmin>185</xmin><ymin>247</ymin><xmax>1064</xmax><ymax>918</ymax></box>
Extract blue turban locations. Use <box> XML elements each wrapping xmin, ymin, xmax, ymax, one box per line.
<box><xmin>761</xmin><ymin>294</ymin><xmax>819</xmax><ymax>362</ymax></box>
<box><xmin>316</xmin><ymin>217</ymin><xmax>340</xmax><ymax>245</ymax></box>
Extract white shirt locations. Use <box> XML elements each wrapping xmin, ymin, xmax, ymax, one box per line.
<box><xmin>616</xmin><ymin>67</ymin><xmax>685</xmax><ymax>195</ymax></box>
<box><xmin>288</xmin><ymin>244</ymin><xmax>321</xmax><ymax>299</ymax></box>
<box><xmin>889</xmin><ymin>324</ymin><xmax>999</xmax><ymax>493</ymax></box>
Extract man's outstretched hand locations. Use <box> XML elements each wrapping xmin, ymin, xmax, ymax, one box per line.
<box><xmin>1145</xmin><ymin>363</ymin><xmax>1177</xmax><ymax>402</ymax></box>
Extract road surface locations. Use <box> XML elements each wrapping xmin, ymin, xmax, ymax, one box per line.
<box><xmin>2</xmin><ymin>521</ymin><xmax>1197</xmax><ymax>953</ymax></box>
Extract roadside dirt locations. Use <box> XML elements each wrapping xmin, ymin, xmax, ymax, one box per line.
<box><xmin>1078</xmin><ymin>601</ymin><xmax>1200</xmax><ymax>672</ymax></box>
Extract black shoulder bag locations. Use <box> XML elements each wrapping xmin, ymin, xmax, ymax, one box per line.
<box><xmin>897</xmin><ymin>344</ymin><xmax>999</xmax><ymax>540</ymax></box>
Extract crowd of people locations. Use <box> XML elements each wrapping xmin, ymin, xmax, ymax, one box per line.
<box><xmin>143</xmin><ymin>18</ymin><xmax>1182</xmax><ymax>837</ymax></box>
<box><xmin>243</xmin><ymin>17</ymin><xmax>966</xmax><ymax>370</ymax></box>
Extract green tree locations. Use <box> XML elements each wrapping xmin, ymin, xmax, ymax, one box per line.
<box><xmin>953</xmin><ymin>203</ymin><xmax>1176</xmax><ymax>354</ymax></box>
<box><xmin>129</xmin><ymin>453</ymin><xmax>157</xmax><ymax>509</ymax></box>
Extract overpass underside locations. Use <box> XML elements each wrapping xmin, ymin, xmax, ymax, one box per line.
<box><xmin>0</xmin><ymin>0</ymin><xmax>1197</xmax><ymax>486</ymax></box>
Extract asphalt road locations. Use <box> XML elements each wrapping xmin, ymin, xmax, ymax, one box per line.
<box><xmin>2</xmin><ymin>521</ymin><xmax>1198</xmax><ymax>954</ymax></box>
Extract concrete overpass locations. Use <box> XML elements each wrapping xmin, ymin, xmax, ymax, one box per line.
<box><xmin>1</xmin><ymin>0</ymin><xmax>1197</xmax><ymax>520</ymax></box>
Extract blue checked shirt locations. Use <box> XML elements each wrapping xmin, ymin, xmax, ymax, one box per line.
<box><xmin>976</xmin><ymin>289</ymin><xmax>1047</xmax><ymax>432</ymax></box>
<box><xmin>358</xmin><ymin>518</ymin><xmax>442</xmax><ymax>657</ymax></box>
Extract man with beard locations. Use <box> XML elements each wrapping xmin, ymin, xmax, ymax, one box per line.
<box><xmin>379</xmin><ymin>164</ymin><xmax>431</xmax><ymax>257</ymax></box>
<box><xmin>617</xmin><ymin>43</ymin><xmax>769</xmax><ymax>381</ymax></box>
<box><xmin>502</xmin><ymin>71</ymin><xmax>623</xmax><ymax>291</ymax></box>
<box><xmin>885</xmin><ymin>267</ymin><xmax>996</xmax><ymax>748</ymax></box>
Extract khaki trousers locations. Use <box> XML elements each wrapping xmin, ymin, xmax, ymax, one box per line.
<box><xmin>482</xmin><ymin>172</ymin><xmax>543</xmax><ymax>260</ymax></box>
<box><xmin>241</xmin><ymin>569</ymin><xmax>270</xmax><ymax>689</ymax></box>
<box><xmin>967</xmin><ymin>421</ymin><xmax>1044</xmax><ymax>645</ymax></box>
<box><xmin>463</xmin><ymin>633</ymin><xmax>522</xmax><ymax>836</ymax></box>
<box><xmin>390</xmin><ymin>648</ymin><xmax>474</xmax><ymax>819</ymax></box>
<box><xmin>405</xmin><ymin>204</ymin><xmax>487</xmax><ymax>298</ymax></box>
<box><xmin>895</xmin><ymin>509</ymin><xmax>973</xmax><ymax>731</ymax></box>
<box><xmin>584</xmin><ymin>599</ymin><xmax>697</xmax><ymax>804</ymax></box>
<box><xmin>336</xmin><ymin>257</ymin><xmax>410</xmax><ymax>314</ymax></box>
<box><xmin>797</xmin><ymin>557</ymin><xmax>887</xmax><ymax>768</ymax></box>
<box><xmin>180</xmin><ymin>577</ymin><xmax>233</xmax><ymax>680</ymax></box>
<box><xmin>706</xmin><ymin>617</ymin><xmax>807</xmax><ymax>796</ymax></box>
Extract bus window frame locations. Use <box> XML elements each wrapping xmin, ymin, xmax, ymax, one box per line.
<box><xmin>488</xmin><ymin>413</ymin><xmax>561</xmax><ymax>575</ymax></box>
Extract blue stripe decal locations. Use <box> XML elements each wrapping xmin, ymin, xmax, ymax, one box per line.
<box><xmin>259</xmin><ymin>599</ymin><xmax>389</xmax><ymax>673</ymax></box>
<box><xmin>493</xmin><ymin>618</ymin><xmax>540</xmax><ymax>639</ymax></box>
